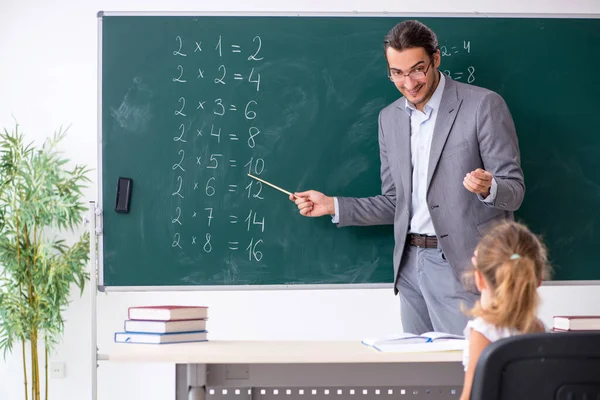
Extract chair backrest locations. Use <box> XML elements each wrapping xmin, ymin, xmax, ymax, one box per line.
<box><xmin>470</xmin><ymin>331</ymin><xmax>600</xmax><ymax>400</ymax></box>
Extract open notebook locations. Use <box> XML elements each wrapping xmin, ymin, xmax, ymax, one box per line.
<box><xmin>362</xmin><ymin>331</ymin><xmax>466</xmax><ymax>353</ymax></box>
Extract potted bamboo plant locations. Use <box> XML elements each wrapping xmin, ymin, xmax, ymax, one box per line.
<box><xmin>0</xmin><ymin>123</ymin><xmax>91</xmax><ymax>400</ymax></box>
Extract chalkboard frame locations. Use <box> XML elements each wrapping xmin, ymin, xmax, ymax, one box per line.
<box><xmin>97</xmin><ymin>11</ymin><xmax>600</xmax><ymax>291</ymax></box>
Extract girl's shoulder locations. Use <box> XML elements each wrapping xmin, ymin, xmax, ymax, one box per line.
<box><xmin>462</xmin><ymin>317</ymin><xmax>547</xmax><ymax>372</ymax></box>
<box><xmin>464</xmin><ymin>317</ymin><xmax>520</xmax><ymax>343</ymax></box>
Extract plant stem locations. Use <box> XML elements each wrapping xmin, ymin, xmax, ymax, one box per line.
<box><xmin>14</xmin><ymin>169</ymin><xmax>29</xmax><ymax>400</ymax></box>
<box><xmin>30</xmin><ymin>341</ymin><xmax>34</xmax><ymax>400</ymax></box>
<box><xmin>31</xmin><ymin>226</ymin><xmax>40</xmax><ymax>400</ymax></box>
<box><xmin>45</xmin><ymin>346</ymin><xmax>48</xmax><ymax>400</ymax></box>
<box><xmin>31</xmin><ymin>332</ymin><xmax>37</xmax><ymax>400</ymax></box>
<box><xmin>23</xmin><ymin>223</ymin><xmax>39</xmax><ymax>400</ymax></box>
<box><xmin>22</xmin><ymin>340</ymin><xmax>29</xmax><ymax>400</ymax></box>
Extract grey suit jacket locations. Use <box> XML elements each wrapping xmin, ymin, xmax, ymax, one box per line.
<box><xmin>337</xmin><ymin>75</ymin><xmax>525</xmax><ymax>293</ymax></box>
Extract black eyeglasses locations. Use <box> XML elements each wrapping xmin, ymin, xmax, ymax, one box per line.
<box><xmin>388</xmin><ymin>61</ymin><xmax>432</xmax><ymax>83</ymax></box>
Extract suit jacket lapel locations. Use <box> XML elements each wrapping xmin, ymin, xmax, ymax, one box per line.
<box><xmin>427</xmin><ymin>77</ymin><xmax>462</xmax><ymax>191</ymax></box>
<box><xmin>392</xmin><ymin>103</ymin><xmax>412</xmax><ymax>209</ymax></box>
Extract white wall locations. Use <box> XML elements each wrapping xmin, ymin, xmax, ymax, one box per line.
<box><xmin>1</xmin><ymin>1</ymin><xmax>600</xmax><ymax>399</ymax></box>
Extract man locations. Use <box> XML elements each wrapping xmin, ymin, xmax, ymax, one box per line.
<box><xmin>290</xmin><ymin>20</ymin><xmax>524</xmax><ymax>335</ymax></box>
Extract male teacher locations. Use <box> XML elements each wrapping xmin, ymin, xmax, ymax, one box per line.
<box><xmin>290</xmin><ymin>20</ymin><xmax>525</xmax><ymax>335</ymax></box>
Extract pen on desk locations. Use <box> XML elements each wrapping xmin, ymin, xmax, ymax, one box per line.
<box><xmin>247</xmin><ymin>174</ymin><xmax>294</xmax><ymax>196</ymax></box>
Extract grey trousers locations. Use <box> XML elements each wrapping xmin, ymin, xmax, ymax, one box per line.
<box><xmin>395</xmin><ymin>244</ymin><xmax>480</xmax><ymax>336</ymax></box>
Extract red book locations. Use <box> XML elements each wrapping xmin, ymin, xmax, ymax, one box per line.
<box><xmin>128</xmin><ymin>305</ymin><xmax>208</xmax><ymax>321</ymax></box>
<box><xmin>553</xmin><ymin>315</ymin><xmax>600</xmax><ymax>331</ymax></box>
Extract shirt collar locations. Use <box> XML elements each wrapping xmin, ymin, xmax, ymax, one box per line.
<box><xmin>404</xmin><ymin>71</ymin><xmax>446</xmax><ymax>116</ymax></box>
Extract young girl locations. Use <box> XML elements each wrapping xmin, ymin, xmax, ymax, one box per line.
<box><xmin>459</xmin><ymin>220</ymin><xmax>551</xmax><ymax>400</ymax></box>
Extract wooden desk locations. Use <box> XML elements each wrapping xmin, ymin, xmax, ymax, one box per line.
<box><xmin>99</xmin><ymin>341</ymin><xmax>464</xmax><ymax>400</ymax></box>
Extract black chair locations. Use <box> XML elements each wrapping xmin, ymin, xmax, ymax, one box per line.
<box><xmin>470</xmin><ymin>331</ymin><xmax>600</xmax><ymax>399</ymax></box>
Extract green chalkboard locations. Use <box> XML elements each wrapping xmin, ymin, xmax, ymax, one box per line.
<box><xmin>100</xmin><ymin>13</ymin><xmax>600</xmax><ymax>288</ymax></box>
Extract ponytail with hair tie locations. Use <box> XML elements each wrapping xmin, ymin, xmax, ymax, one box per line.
<box><xmin>488</xmin><ymin>251</ymin><xmax>539</xmax><ymax>332</ymax></box>
<box><xmin>467</xmin><ymin>220</ymin><xmax>550</xmax><ymax>333</ymax></box>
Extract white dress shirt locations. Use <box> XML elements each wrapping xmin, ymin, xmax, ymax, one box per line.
<box><xmin>405</xmin><ymin>72</ymin><xmax>446</xmax><ymax>234</ymax></box>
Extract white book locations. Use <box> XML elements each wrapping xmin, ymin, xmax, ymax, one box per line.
<box><xmin>124</xmin><ymin>319</ymin><xmax>207</xmax><ymax>333</ymax></box>
<box><xmin>374</xmin><ymin>339</ymin><xmax>466</xmax><ymax>353</ymax></box>
<box><xmin>362</xmin><ymin>331</ymin><xmax>465</xmax><ymax>347</ymax></box>
<box><xmin>114</xmin><ymin>330</ymin><xmax>208</xmax><ymax>344</ymax></box>
<box><xmin>553</xmin><ymin>315</ymin><xmax>600</xmax><ymax>331</ymax></box>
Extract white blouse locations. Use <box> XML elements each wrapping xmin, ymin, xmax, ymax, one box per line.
<box><xmin>462</xmin><ymin>317</ymin><xmax>521</xmax><ymax>371</ymax></box>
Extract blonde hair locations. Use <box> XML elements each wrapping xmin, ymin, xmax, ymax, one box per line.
<box><xmin>468</xmin><ymin>220</ymin><xmax>551</xmax><ymax>333</ymax></box>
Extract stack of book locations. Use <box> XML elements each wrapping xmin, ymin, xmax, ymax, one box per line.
<box><xmin>553</xmin><ymin>315</ymin><xmax>600</xmax><ymax>332</ymax></box>
<box><xmin>114</xmin><ymin>305</ymin><xmax>209</xmax><ymax>344</ymax></box>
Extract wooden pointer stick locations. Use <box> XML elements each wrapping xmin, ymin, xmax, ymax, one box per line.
<box><xmin>247</xmin><ymin>174</ymin><xmax>293</xmax><ymax>196</ymax></box>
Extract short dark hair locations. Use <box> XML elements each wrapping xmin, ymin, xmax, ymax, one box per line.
<box><xmin>383</xmin><ymin>20</ymin><xmax>439</xmax><ymax>57</ymax></box>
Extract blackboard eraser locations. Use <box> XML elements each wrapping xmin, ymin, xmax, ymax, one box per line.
<box><xmin>115</xmin><ymin>177</ymin><xmax>133</xmax><ymax>213</ymax></box>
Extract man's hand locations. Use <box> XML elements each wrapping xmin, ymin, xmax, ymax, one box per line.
<box><xmin>463</xmin><ymin>168</ymin><xmax>493</xmax><ymax>197</ymax></box>
<box><xmin>289</xmin><ymin>190</ymin><xmax>335</xmax><ymax>217</ymax></box>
